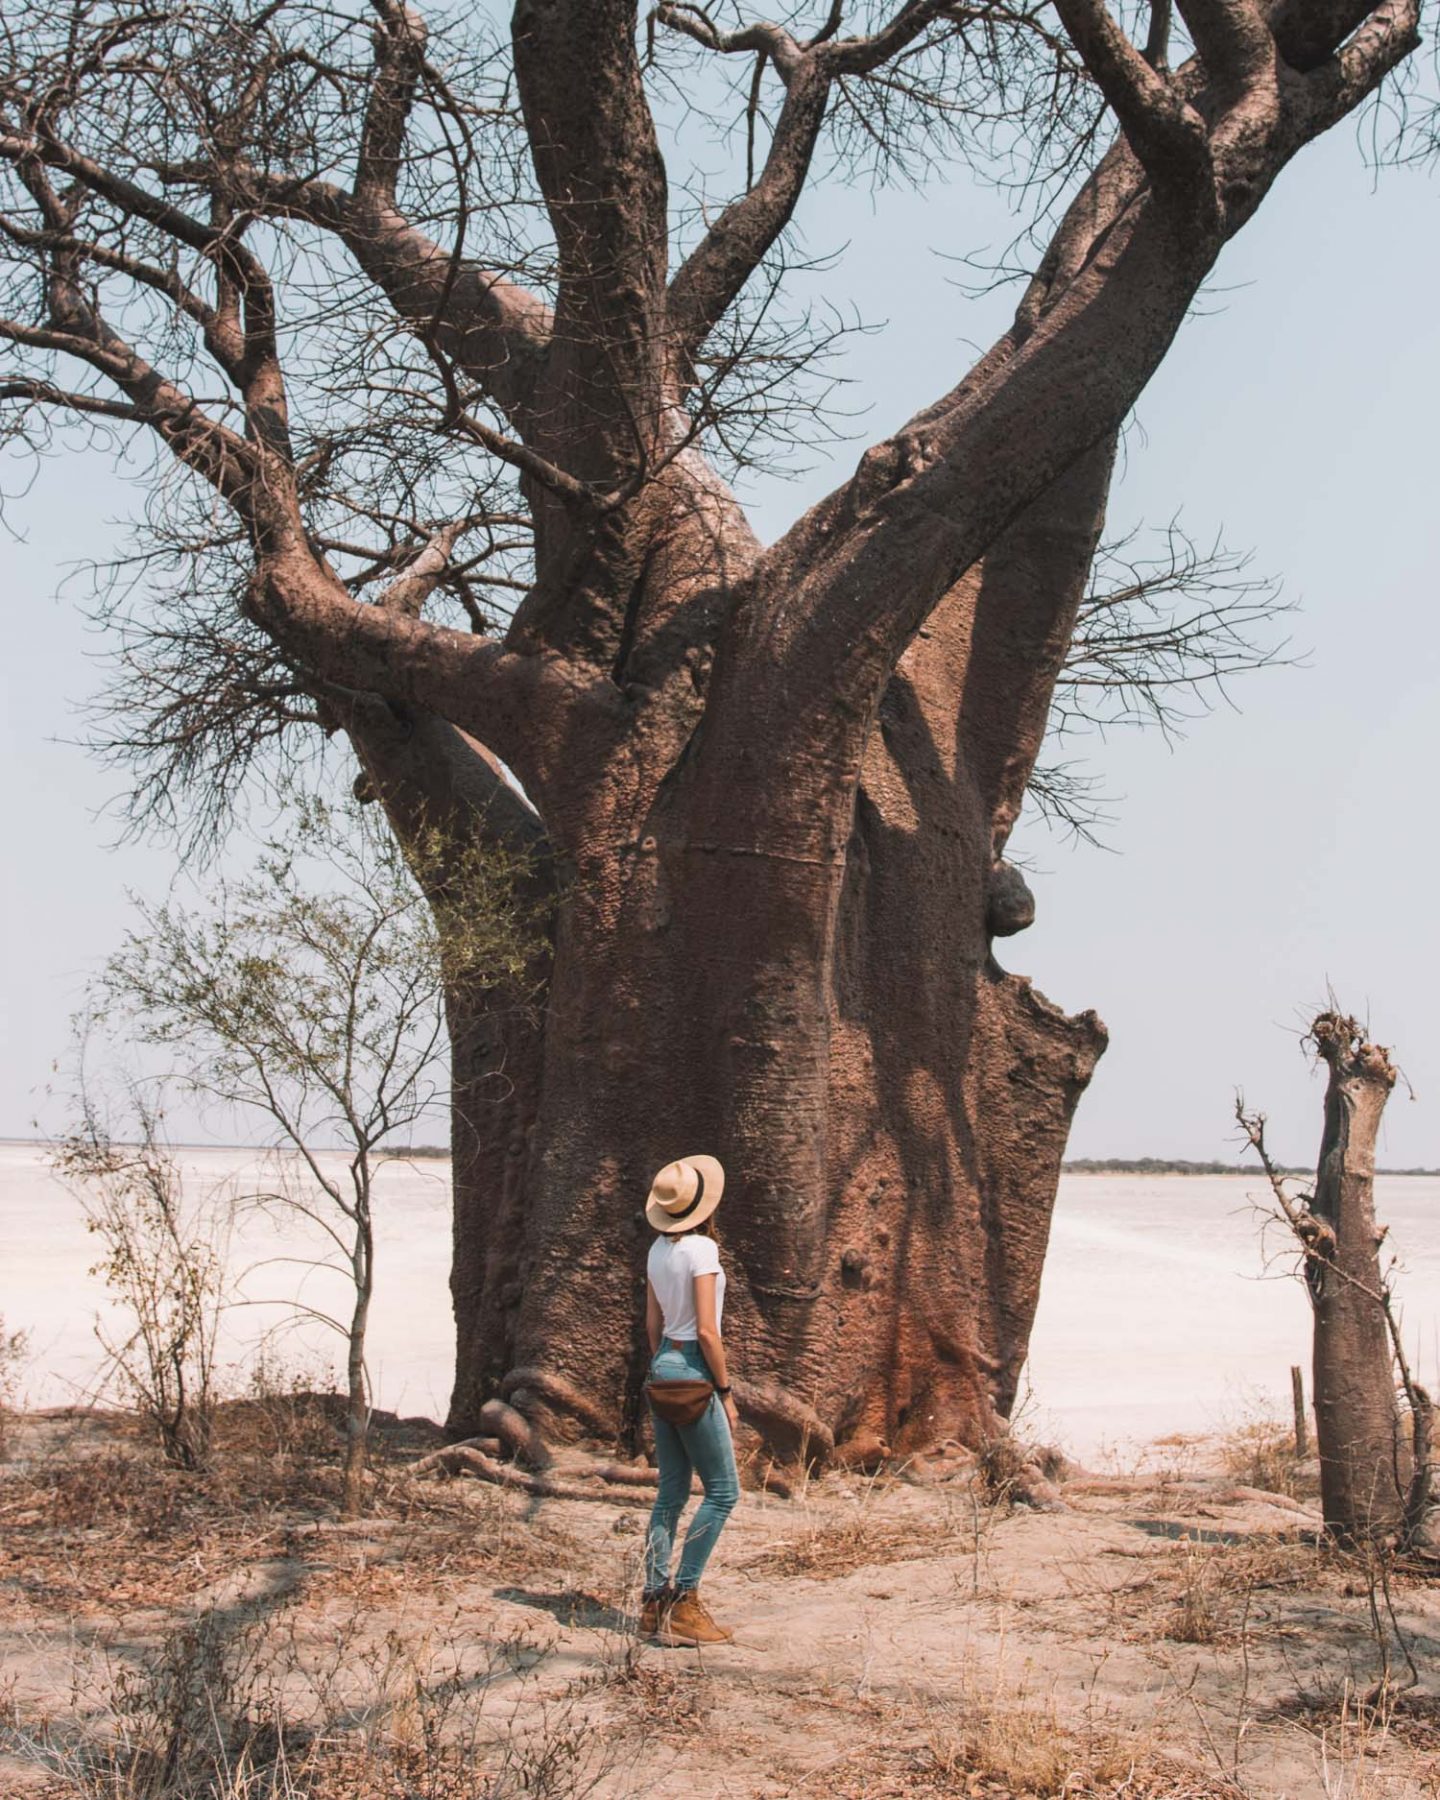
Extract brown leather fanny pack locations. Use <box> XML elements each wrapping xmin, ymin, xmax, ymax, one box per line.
<box><xmin>645</xmin><ymin>1378</ymin><xmax>714</xmax><ymax>1428</ymax></box>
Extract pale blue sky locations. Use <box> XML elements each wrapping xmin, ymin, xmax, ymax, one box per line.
<box><xmin>3</xmin><ymin>104</ymin><xmax>1437</xmax><ymax>1167</ymax></box>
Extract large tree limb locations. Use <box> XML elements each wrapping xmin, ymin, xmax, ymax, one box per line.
<box><xmin>734</xmin><ymin>0</ymin><xmax>1412</xmax><ymax>772</ymax></box>
<box><xmin>1268</xmin><ymin>0</ymin><xmax>1389</xmax><ymax>71</ymax></box>
<box><xmin>1174</xmin><ymin>0</ymin><xmax>1274</xmax><ymax>91</ymax></box>
<box><xmin>1288</xmin><ymin>0</ymin><xmax>1421</xmax><ymax>138</ymax></box>
<box><xmin>1048</xmin><ymin>0</ymin><xmax>1215</xmax><ymax>210</ymax></box>
<box><xmin>661</xmin><ymin>0</ymin><xmax>1064</xmax><ymax>366</ymax></box>
<box><xmin>511</xmin><ymin>0</ymin><xmax>669</xmax><ymax>479</ymax></box>
<box><xmin>356</xmin><ymin>0</ymin><xmax>429</xmax><ymax>206</ymax></box>
<box><xmin>958</xmin><ymin>440</ymin><xmax>1118</xmax><ymax>855</ymax></box>
<box><xmin>247</xmin><ymin>555</ymin><xmax>621</xmax><ymax>783</ymax></box>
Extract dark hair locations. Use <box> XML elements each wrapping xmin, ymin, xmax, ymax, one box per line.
<box><xmin>659</xmin><ymin>1215</ymin><xmax>718</xmax><ymax>1244</ymax></box>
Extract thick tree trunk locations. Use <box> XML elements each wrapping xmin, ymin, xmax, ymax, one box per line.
<box><xmin>1307</xmin><ymin>1015</ymin><xmax>1408</xmax><ymax>1542</ymax></box>
<box><xmin>434</xmin><ymin>464</ymin><xmax>1110</xmax><ymax>1463</ymax></box>
<box><xmin>468</xmin><ymin>809</ymin><xmax>1102</xmax><ymax>1462</ymax></box>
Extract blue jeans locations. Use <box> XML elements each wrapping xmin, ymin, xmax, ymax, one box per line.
<box><xmin>644</xmin><ymin>1339</ymin><xmax>740</xmax><ymax>1594</ymax></box>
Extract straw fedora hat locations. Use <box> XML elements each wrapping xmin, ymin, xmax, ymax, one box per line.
<box><xmin>645</xmin><ymin>1154</ymin><xmax>725</xmax><ymax>1234</ymax></box>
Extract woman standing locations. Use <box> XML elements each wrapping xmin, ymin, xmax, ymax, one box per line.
<box><xmin>640</xmin><ymin>1154</ymin><xmax>741</xmax><ymax>1646</ymax></box>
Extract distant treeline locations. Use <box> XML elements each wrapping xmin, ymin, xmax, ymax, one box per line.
<box><xmin>1063</xmin><ymin>1157</ymin><xmax>1440</xmax><ymax>1176</ymax></box>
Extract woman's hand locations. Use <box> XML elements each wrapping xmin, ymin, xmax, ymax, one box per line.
<box><xmin>722</xmin><ymin>1393</ymin><xmax>740</xmax><ymax>1434</ymax></box>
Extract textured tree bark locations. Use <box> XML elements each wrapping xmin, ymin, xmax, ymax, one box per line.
<box><xmin>438</xmin><ymin>457</ymin><xmax>1112</xmax><ymax>1461</ymax></box>
<box><xmin>466</xmin><ymin>774</ymin><xmax>1105</xmax><ymax>1461</ymax></box>
<box><xmin>1307</xmin><ymin>1017</ymin><xmax>1407</xmax><ymax>1542</ymax></box>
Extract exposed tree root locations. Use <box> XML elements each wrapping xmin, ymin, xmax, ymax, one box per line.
<box><xmin>478</xmin><ymin>1398</ymin><xmax>552</xmax><ymax>1470</ymax></box>
<box><xmin>502</xmin><ymin>1365</ymin><xmax>615</xmax><ymax>1437</ymax></box>
<box><xmin>594</xmin><ymin>1462</ymin><xmax>659</xmax><ymax>1487</ymax></box>
<box><xmin>411</xmin><ymin>1444</ymin><xmax>654</xmax><ymax>1506</ymax></box>
<box><xmin>733</xmin><ymin>1378</ymin><xmax>834</xmax><ymax>1466</ymax></box>
<box><xmin>409</xmin><ymin>1434</ymin><xmax>501</xmax><ymax>1475</ymax></box>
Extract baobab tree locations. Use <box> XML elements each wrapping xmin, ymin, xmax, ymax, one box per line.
<box><xmin>0</xmin><ymin>0</ymin><xmax>1420</xmax><ymax>1460</ymax></box>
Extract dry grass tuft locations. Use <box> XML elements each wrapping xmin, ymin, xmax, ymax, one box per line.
<box><xmin>1217</xmin><ymin>1416</ymin><xmax>1317</xmax><ymax>1503</ymax></box>
<box><xmin>744</xmin><ymin>1478</ymin><xmax>962</xmax><ymax>1580</ymax></box>
<box><xmin>601</xmin><ymin>1646</ymin><xmax>714</xmax><ymax>1740</ymax></box>
<box><xmin>1164</xmin><ymin>1539</ymin><xmax>1228</xmax><ymax>1645</ymax></box>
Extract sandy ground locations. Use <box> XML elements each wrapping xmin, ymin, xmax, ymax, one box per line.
<box><xmin>2</xmin><ymin>1409</ymin><xmax>1439</xmax><ymax>1800</ymax></box>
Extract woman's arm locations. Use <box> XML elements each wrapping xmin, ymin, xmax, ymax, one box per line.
<box><xmin>646</xmin><ymin>1279</ymin><xmax>664</xmax><ymax>1358</ymax></box>
<box><xmin>694</xmin><ymin>1274</ymin><xmax>739</xmax><ymax>1430</ymax></box>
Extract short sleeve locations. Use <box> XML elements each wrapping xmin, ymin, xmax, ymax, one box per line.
<box><xmin>685</xmin><ymin>1234</ymin><xmax>721</xmax><ymax>1278</ymax></box>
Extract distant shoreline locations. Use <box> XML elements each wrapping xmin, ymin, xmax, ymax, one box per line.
<box><xmin>1062</xmin><ymin>1157</ymin><xmax>1440</xmax><ymax>1177</ymax></box>
<box><xmin>4</xmin><ymin>1137</ymin><xmax>1436</xmax><ymax>1176</ymax></box>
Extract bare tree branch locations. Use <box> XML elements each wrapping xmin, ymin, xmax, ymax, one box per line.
<box><xmin>666</xmin><ymin>58</ymin><xmax>830</xmax><ymax>364</ymax></box>
<box><xmin>0</xmin><ymin>308</ymin><xmax>259</xmax><ymax>501</ymax></box>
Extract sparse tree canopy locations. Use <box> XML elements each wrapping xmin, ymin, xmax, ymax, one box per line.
<box><xmin>0</xmin><ymin>0</ymin><xmax>1422</xmax><ymax>1458</ymax></box>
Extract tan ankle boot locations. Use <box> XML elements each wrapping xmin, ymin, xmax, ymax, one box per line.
<box><xmin>639</xmin><ymin>1589</ymin><xmax>672</xmax><ymax>1636</ymax></box>
<box><xmin>662</xmin><ymin>1589</ymin><xmax>733</xmax><ymax>1646</ymax></box>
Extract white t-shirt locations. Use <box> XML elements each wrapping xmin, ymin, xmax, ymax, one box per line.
<box><xmin>647</xmin><ymin>1232</ymin><xmax>725</xmax><ymax>1341</ymax></box>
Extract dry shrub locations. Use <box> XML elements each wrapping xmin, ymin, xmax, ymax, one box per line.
<box><xmin>1124</xmin><ymin>1533</ymin><xmax>1313</xmax><ymax>1649</ymax></box>
<box><xmin>975</xmin><ymin>1431</ymin><xmax>1066</xmax><ymax>1506</ymax></box>
<box><xmin>1163</xmin><ymin>1540</ymin><xmax>1229</xmax><ymax>1645</ymax></box>
<box><xmin>1268</xmin><ymin>1683</ymin><xmax>1440</xmax><ymax>1793</ymax></box>
<box><xmin>225</xmin><ymin>1352</ymin><xmax>346</xmax><ymax>1459</ymax></box>
<box><xmin>20</xmin><ymin>1445</ymin><xmax>195</xmax><ymax>1534</ymax></box>
<box><xmin>0</xmin><ymin>1316</ymin><xmax>28</xmax><ymax>1458</ymax></box>
<box><xmin>801</xmin><ymin>1689</ymin><xmax>1241</xmax><ymax>1799</ymax></box>
<box><xmin>54</xmin><ymin>1108</ymin><xmax>224</xmax><ymax>1473</ymax></box>
<box><xmin>976</xmin><ymin>1431</ymin><xmax>1032</xmax><ymax>1502</ymax></box>
<box><xmin>1218</xmin><ymin>1415</ymin><xmax>1316</xmax><ymax>1502</ymax></box>
<box><xmin>924</xmin><ymin>1697</ymin><xmax>1143</xmax><ymax>1796</ymax></box>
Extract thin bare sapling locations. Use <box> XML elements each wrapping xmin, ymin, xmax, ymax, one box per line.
<box><xmin>98</xmin><ymin>795</ymin><xmax>544</xmax><ymax>1515</ymax></box>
